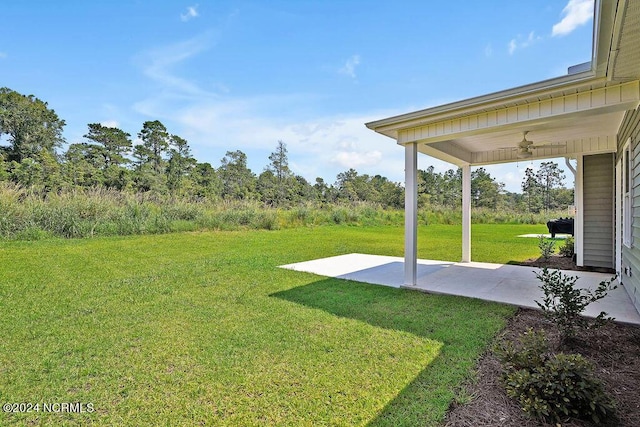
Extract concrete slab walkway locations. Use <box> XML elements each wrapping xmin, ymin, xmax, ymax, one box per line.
<box><xmin>280</xmin><ymin>253</ymin><xmax>640</xmax><ymax>325</ymax></box>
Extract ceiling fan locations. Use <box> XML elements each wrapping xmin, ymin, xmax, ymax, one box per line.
<box><xmin>503</xmin><ymin>131</ymin><xmax>565</xmax><ymax>159</ymax></box>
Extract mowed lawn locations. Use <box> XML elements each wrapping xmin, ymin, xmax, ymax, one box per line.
<box><xmin>0</xmin><ymin>224</ymin><xmax>545</xmax><ymax>426</ymax></box>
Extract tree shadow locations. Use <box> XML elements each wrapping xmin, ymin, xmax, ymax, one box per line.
<box><xmin>271</xmin><ymin>277</ymin><xmax>514</xmax><ymax>426</ymax></box>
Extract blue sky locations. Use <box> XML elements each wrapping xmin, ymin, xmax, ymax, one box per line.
<box><xmin>0</xmin><ymin>0</ymin><xmax>595</xmax><ymax>192</ymax></box>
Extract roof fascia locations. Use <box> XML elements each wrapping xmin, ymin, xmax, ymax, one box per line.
<box><xmin>594</xmin><ymin>0</ymin><xmax>623</xmax><ymax>79</ymax></box>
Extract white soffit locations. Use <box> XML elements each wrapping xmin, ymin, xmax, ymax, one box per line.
<box><xmin>407</xmin><ymin>82</ymin><xmax>638</xmax><ymax>166</ymax></box>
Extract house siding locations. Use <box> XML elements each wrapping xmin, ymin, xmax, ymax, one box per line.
<box><xmin>619</xmin><ymin>106</ymin><xmax>640</xmax><ymax>314</ymax></box>
<box><xmin>583</xmin><ymin>153</ymin><xmax>615</xmax><ymax>269</ymax></box>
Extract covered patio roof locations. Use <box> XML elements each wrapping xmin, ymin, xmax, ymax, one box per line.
<box><xmin>367</xmin><ymin>77</ymin><xmax>637</xmax><ymax>166</ymax></box>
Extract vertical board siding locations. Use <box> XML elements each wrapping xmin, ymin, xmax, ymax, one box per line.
<box><xmin>619</xmin><ymin>106</ymin><xmax>640</xmax><ymax>313</ymax></box>
<box><xmin>583</xmin><ymin>153</ymin><xmax>615</xmax><ymax>268</ymax></box>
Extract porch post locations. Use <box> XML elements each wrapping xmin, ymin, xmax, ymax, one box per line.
<box><xmin>405</xmin><ymin>142</ymin><xmax>418</xmax><ymax>286</ymax></box>
<box><xmin>575</xmin><ymin>155</ymin><xmax>584</xmax><ymax>266</ymax></box>
<box><xmin>462</xmin><ymin>164</ymin><xmax>471</xmax><ymax>262</ymax></box>
<box><xmin>615</xmin><ymin>157</ymin><xmax>622</xmax><ymax>277</ymax></box>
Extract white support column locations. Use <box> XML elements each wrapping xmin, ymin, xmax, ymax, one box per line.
<box><xmin>615</xmin><ymin>157</ymin><xmax>622</xmax><ymax>277</ymax></box>
<box><xmin>405</xmin><ymin>143</ymin><xmax>418</xmax><ymax>286</ymax></box>
<box><xmin>462</xmin><ymin>164</ymin><xmax>471</xmax><ymax>262</ymax></box>
<box><xmin>575</xmin><ymin>155</ymin><xmax>584</xmax><ymax>267</ymax></box>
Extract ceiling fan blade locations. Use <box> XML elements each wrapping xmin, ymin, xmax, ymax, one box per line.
<box><xmin>530</xmin><ymin>142</ymin><xmax>567</xmax><ymax>148</ymax></box>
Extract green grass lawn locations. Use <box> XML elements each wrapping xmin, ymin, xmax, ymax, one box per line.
<box><xmin>0</xmin><ymin>224</ymin><xmax>546</xmax><ymax>425</ymax></box>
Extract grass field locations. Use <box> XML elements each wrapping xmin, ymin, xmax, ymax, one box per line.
<box><xmin>0</xmin><ymin>224</ymin><xmax>546</xmax><ymax>425</ymax></box>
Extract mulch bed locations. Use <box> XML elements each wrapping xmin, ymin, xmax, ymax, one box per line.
<box><xmin>518</xmin><ymin>254</ymin><xmax>616</xmax><ymax>274</ymax></box>
<box><xmin>443</xmin><ymin>256</ymin><xmax>640</xmax><ymax>426</ymax></box>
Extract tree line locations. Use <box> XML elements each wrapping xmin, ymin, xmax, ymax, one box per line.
<box><xmin>0</xmin><ymin>87</ymin><xmax>572</xmax><ymax>211</ymax></box>
<box><xmin>417</xmin><ymin>161</ymin><xmax>573</xmax><ymax>213</ymax></box>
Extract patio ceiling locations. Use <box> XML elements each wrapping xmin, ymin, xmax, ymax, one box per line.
<box><xmin>414</xmin><ymin>82</ymin><xmax>638</xmax><ymax>167</ymax></box>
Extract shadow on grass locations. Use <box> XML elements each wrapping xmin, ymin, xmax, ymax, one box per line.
<box><xmin>271</xmin><ymin>278</ymin><xmax>514</xmax><ymax>426</ymax></box>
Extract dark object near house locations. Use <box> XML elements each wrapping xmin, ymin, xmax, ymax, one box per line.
<box><xmin>546</xmin><ymin>218</ymin><xmax>574</xmax><ymax>238</ymax></box>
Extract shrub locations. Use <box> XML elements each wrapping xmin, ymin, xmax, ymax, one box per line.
<box><xmin>496</xmin><ymin>329</ymin><xmax>616</xmax><ymax>424</ymax></box>
<box><xmin>287</xmin><ymin>206</ymin><xmax>310</xmax><ymax>227</ymax></box>
<box><xmin>534</xmin><ymin>267</ymin><xmax>617</xmax><ymax>341</ymax></box>
<box><xmin>494</xmin><ymin>328</ymin><xmax>549</xmax><ymax>371</ymax></box>
<box><xmin>148</xmin><ymin>212</ymin><xmax>171</xmax><ymax>234</ymax></box>
<box><xmin>331</xmin><ymin>207</ymin><xmax>348</xmax><ymax>224</ymax></box>
<box><xmin>504</xmin><ymin>353</ymin><xmax>615</xmax><ymax>424</ymax></box>
<box><xmin>252</xmin><ymin>210</ymin><xmax>280</xmax><ymax>230</ymax></box>
<box><xmin>537</xmin><ymin>235</ymin><xmax>555</xmax><ymax>261</ymax></box>
<box><xmin>559</xmin><ymin>236</ymin><xmax>574</xmax><ymax>258</ymax></box>
<box><xmin>163</xmin><ymin>201</ymin><xmax>204</xmax><ymax>221</ymax></box>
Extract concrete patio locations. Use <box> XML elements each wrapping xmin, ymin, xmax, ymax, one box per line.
<box><xmin>280</xmin><ymin>254</ymin><xmax>640</xmax><ymax>325</ymax></box>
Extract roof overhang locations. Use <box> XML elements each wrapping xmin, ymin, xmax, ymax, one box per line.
<box><xmin>365</xmin><ymin>0</ymin><xmax>640</xmax><ymax>167</ymax></box>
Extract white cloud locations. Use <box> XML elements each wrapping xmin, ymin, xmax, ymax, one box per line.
<box><xmin>181</xmin><ymin>5</ymin><xmax>199</xmax><ymax>22</ymax></box>
<box><xmin>332</xmin><ymin>150</ymin><xmax>382</xmax><ymax>169</ymax></box>
<box><xmin>0</xmin><ymin>52</ymin><xmax>7</xmax><ymax>59</ymax></box>
<box><xmin>135</xmin><ymin>31</ymin><xmax>217</xmax><ymax>97</ymax></box>
<box><xmin>484</xmin><ymin>43</ymin><xmax>493</xmax><ymax>58</ymax></box>
<box><xmin>164</xmin><ymin>100</ymin><xmax>407</xmax><ymax>182</ymax></box>
<box><xmin>339</xmin><ymin>54</ymin><xmax>361</xmax><ymax>79</ymax></box>
<box><xmin>552</xmin><ymin>0</ymin><xmax>594</xmax><ymax>37</ymax></box>
<box><xmin>284</xmin><ymin>114</ymin><xmax>404</xmax><ymax>182</ymax></box>
<box><xmin>100</xmin><ymin>120</ymin><xmax>120</xmax><ymax>128</ymax></box>
<box><xmin>132</xmin><ymin>34</ymin><xmax>408</xmax><ymax>183</ymax></box>
<box><xmin>508</xmin><ymin>31</ymin><xmax>542</xmax><ymax>55</ymax></box>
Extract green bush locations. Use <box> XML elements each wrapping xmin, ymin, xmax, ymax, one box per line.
<box><xmin>331</xmin><ymin>207</ymin><xmax>348</xmax><ymax>224</ymax></box>
<box><xmin>496</xmin><ymin>329</ymin><xmax>616</xmax><ymax>424</ymax></box>
<box><xmin>504</xmin><ymin>353</ymin><xmax>615</xmax><ymax>424</ymax></box>
<box><xmin>163</xmin><ymin>201</ymin><xmax>204</xmax><ymax>221</ymax></box>
<box><xmin>534</xmin><ymin>267</ymin><xmax>617</xmax><ymax>341</ymax></box>
<box><xmin>148</xmin><ymin>212</ymin><xmax>172</xmax><ymax>234</ymax></box>
<box><xmin>287</xmin><ymin>206</ymin><xmax>310</xmax><ymax>226</ymax></box>
<box><xmin>252</xmin><ymin>210</ymin><xmax>280</xmax><ymax>230</ymax></box>
<box><xmin>537</xmin><ymin>235</ymin><xmax>555</xmax><ymax>261</ymax></box>
<box><xmin>559</xmin><ymin>236</ymin><xmax>574</xmax><ymax>258</ymax></box>
<box><xmin>494</xmin><ymin>328</ymin><xmax>549</xmax><ymax>371</ymax></box>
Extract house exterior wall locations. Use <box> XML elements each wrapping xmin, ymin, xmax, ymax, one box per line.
<box><xmin>583</xmin><ymin>153</ymin><xmax>615</xmax><ymax>268</ymax></box>
<box><xmin>619</xmin><ymin>106</ymin><xmax>640</xmax><ymax>313</ymax></box>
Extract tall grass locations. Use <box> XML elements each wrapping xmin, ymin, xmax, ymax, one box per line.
<box><xmin>471</xmin><ymin>207</ymin><xmax>566</xmax><ymax>225</ymax></box>
<box><xmin>0</xmin><ymin>182</ymin><xmax>568</xmax><ymax>239</ymax></box>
